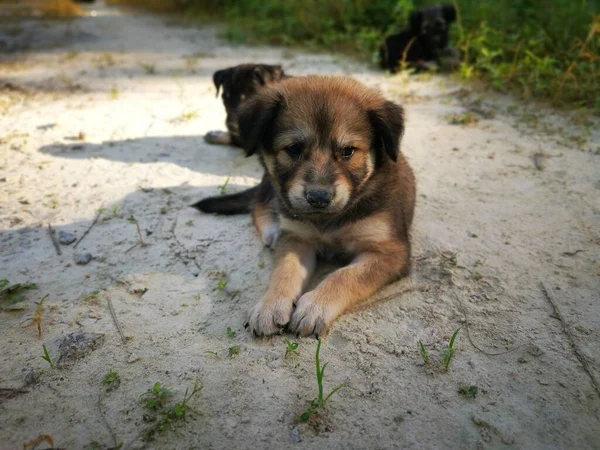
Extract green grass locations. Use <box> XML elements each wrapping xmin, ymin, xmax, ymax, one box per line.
<box><xmin>141</xmin><ymin>382</ymin><xmax>173</xmax><ymax>410</ymax></box>
<box><xmin>300</xmin><ymin>339</ymin><xmax>344</xmax><ymax>421</ymax></box>
<box><xmin>442</xmin><ymin>328</ymin><xmax>461</xmax><ymax>371</ymax></box>
<box><xmin>177</xmin><ymin>0</ymin><xmax>599</xmax><ymax>112</ymax></box>
<box><xmin>41</xmin><ymin>344</ymin><xmax>54</xmax><ymax>368</ymax></box>
<box><xmin>418</xmin><ymin>340</ymin><xmax>429</xmax><ymax>365</ymax></box>
<box><xmin>102</xmin><ymin>370</ymin><xmax>121</xmax><ymax>386</ymax></box>
<box><xmin>140</xmin><ymin>379</ymin><xmax>202</xmax><ymax>441</ymax></box>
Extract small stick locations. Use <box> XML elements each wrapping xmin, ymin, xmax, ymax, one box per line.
<box><xmin>47</xmin><ymin>224</ymin><xmax>62</xmax><ymax>255</ymax></box>
<box><xmin>124</xmin><ymin>243</ymin><xmax>138</xmax><ymax>254</ymax></box>
<box><xmin>74</xmin><ymin>208</ymin><xmax>102</xmax><ymax>248</ymax></box>
<box><xmin>106</xmin><ymin>296</ymin><xmax>126</xmax><ymax>345</ymax></box>
<box><xmin>540</xmin><ymin>282</ymin><xmax>600</xmax><ymax>397</ymax></box>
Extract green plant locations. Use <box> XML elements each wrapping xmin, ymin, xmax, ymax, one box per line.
<box><xmin>216</xmin><ymin>279</ymin><xmax>228</xmax><ymax>291</ymax></box>
<box><xmin>83</xmin><ymin>290</ymin><xmax>101</xmax><ymax>301</ymax></box>
<box><xmin>284</xmin><ymin>338</ymin><xmax>299</xmax><ymax>358</ymax></box>
<box><xmin>158</xmin><ymin>379</ymin><xmax>202</xmax><ymax>430</ymax></box>
<box><xmin>185</xmin><ymin>220</ymin><xmax>194</xmax><ymax>226</ymax></box>
<box><xmin>140</xmin><ymin>63</ymin><xmax>156</xmax><ymax>74</ymax></box>
<box><xmin>226</xmin><ymin>327</ymin><xmax>236</xmax><ymax>338</ymax></box>
<box><xmin>0</xmin><ymin>279</ymin><xmax>38</xmax><ymax>306</ymax></box>
<box><xmin>109</xmin><ymin>86</ymin><xmax>120</xmax><ymax>100</ymax></box>
<box><xmin>103</xmin><ymin>370</ymin><xmax>121</xmax><ymax>386</ymax></box>
<box><xmin>204</xmin><ymin>350</ymin><xmax>220</xmax><ymax>358</ymax></box>
<box><xmin>418</xmin><ymin>340</ymin><xmax>429</xmax><ymax>365</ymax></box>
<box><xmin>300</xmin><ymin>339</ymin><xmax>344</xmax><ymax>421</ymax></box>
<box><xmin>217</xmin><ymin>176</ymin><xmax>231</xmax><ymax>195</ymax></box>
<box><xmin>228</xmin><ymin>345</ymin><xmax>240</xmax><ymax>357</ymax></box>
<box><xmin>41</xmin><ymin>344</ymin><xmax>54</xmax><ymax>368</ymax></box>
<box><xmin>141</xmin><ymin>382</ymin><xmax>173</xmax><ymax>410</ymax></box>
<box><xmin>458</xmin><ymin>384</ymin><xmax>478</xmax><ymax>399</ymax></box>
<box><xmin>141</xmin><ymin>379</ymin><xmax>202</xmax><ymax>441</ymax></box>
<box><xmin>442</xmin><ymin>328</ymin><xmax>461</xmax><ymax>371</ymax></box>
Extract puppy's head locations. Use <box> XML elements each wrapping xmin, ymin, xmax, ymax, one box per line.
<box><xmin>410</xmin><ymin>4</ymin><xmax>456</xmax><ymax>50</ymax></box>
<box><xmin>212</xmin><ymin>64</ymin><xmax>285</xmax><ymax>134</ymax></box>
<box><xmin>238</xmin><ymin>76</ymin><xmax>404</xmax><ymax>217</ymax></box>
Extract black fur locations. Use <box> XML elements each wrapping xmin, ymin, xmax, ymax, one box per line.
<box><xmin>211</xmin><ymin>64</ymin><xmax>287</xmax><ymax>148</ymax></box>
<box><xmin>190</xmin><ymin>184</ymin><xmax>260</xmax><ymax>215</ymax></box>
<box><xmin>380</xmin><ymin>4</ymin><xmax>457</xmax><ymax>73</ymax></box>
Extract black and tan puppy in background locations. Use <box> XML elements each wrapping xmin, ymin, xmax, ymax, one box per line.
<box><xmin>193</xmin><ymin>76</ymin><xmax>416</xmax><ymax>337</ymax></box>
<box><xmin>204</xmin><ymin>63</ymin><xmax>287</xmax><ymax>149</ymax></box>
<box><xmin>380</xmin><ymin>4</ymin><xmax>459</xmax><ymax>72</ymax></box>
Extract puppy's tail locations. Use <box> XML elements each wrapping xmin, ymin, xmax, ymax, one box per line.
<box><xmin>190</xmin><ymin>185</ymin><xmax>259</xmax><ymax>215</ymax></box>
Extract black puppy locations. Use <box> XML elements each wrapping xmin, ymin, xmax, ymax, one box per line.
<box><xmin>380</xmin><ymin>4</ymin><xmax>458</xmax><ymax>73</ymax></box>
<box><xmin>204</xmin><ymin>64</ymin><xmax>287</xmax><ymax>150</ymax></box>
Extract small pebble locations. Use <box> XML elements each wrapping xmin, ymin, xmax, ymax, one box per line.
<box><xmin>290</xmin><ymin>427</ymin><xmax>302</xmax><ymax>443</ymax></box>
<box><xmin>58</xmin><ymin>230</ymin><xmax>76</xmax><ymax>245</ymax></box>
<box><xmin>74</xmin><ymin>252</ymin><xmax>92</xmax><ymax>265</ymax></box>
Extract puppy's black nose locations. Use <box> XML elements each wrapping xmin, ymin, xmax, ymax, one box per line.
<box><xmin>306</xmin><ymin>189</ymin><xmax>332</xmax><ymax>209</ymax></box>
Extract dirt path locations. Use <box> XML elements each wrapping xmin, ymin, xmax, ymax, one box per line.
<box><xmin>1</xmin><ymin>2</ymin><xmax>599</xmax><ymax>449</ymax></box>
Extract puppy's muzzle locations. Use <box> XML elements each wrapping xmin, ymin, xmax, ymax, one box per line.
<box><xmin>305</xmin><ymin>188</ymin><xmax>333</xmax><ymax>209</ymax></box>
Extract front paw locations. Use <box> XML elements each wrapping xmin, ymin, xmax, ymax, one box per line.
<box><xmin>289</xmin><ymin>291</ymin><xmax>336</xmax><ymax>337</ymax></box>
<box><xmin>247</xmin><ymin>297</ymin><xmax>293</xmax><ymax>337</ymax></box>
<box><xmin>204</xmin><ymin>130</ymin><xmax>232</xmax><ymax>145</ymax></box>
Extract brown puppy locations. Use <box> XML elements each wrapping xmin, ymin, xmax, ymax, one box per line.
<box><xmin>204</xmin><ymin>64</ymin><xmax>287</xmax><ymax>149</ymax></box>
<box><xmin>194</xmin><ymin>76</ymin><xmax>416</xmax><ymax>337</ymax></box>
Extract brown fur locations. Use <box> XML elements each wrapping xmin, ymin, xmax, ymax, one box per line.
<box><xmin>196</xmin><ymin>76</ymin><xmax>416</xmax><ymax>337</ymax></box>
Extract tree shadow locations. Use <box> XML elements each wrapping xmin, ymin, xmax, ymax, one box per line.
<box><xmin>38</xmin><ymin>135</ymin><xmax>260</xmax><ymax>178</ymax></box>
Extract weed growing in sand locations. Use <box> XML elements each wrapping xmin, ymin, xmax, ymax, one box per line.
<box><xmin>418</xmin><ymin>340</ymin><xmax>430</xmax><ymax>365</ymax></box>
<box><xmin>458</xmin><ymin>385</ymin><xmax>478</xmax><ymax>399</ymax></box>
<box><xmin>216</xmin><ymin>279</ymin><xmax>228</xmax><ymax>292</ymax></box>
<box><xmin>226</xmin><ymin>327</ymin><xmax>236</xmax><ymax>338</ymax></box>
<box><xmin>103</xmin><ymin>370</ymin><xmax>121</xmax><ymax>386</ymax></box>
<box><xmin>446</xmin><ymin>111</ymin><xmax>479</xmax><ymax>126</ymax></box>
<box><xmin>442</xmin><ymin>328</ymin><xmax>461</xmax><ymax>371</ymax></box>
<box><xmin>185</xmin><ymin>220</ymin><xmax>194</xmax><ymax>227</ymax></box>
<box><xmin>0</xmin><ymin>279</ymin><xmax>38</xmax><ymax>311</ymax></box>
<box><xmin>33</xmin><ymin>294</ymin><xmax>49</xmax><ymax>339</ymax></box>
<box><xmin>142</xmin><ymin>382</ymin><xmax>173</xmax><ymax>410</ymax></box>
<box><xmin>83</xmin><ymin>290</ymin><xmax>101</xmax><ymax>301</ymax></box>
<box><xmin>127</xmin><ymin>215</ymin><xmax>148</xmax><ymax>247</ymax></box>
<box><xmin>109</xmin><ymin>86</ymin><xmax>120</xmax><ymax>100</ymax></box>
<box><xmin>194</xmin><ymin>293</ymin><xmax>202</xmax><ymax>300</ymax></box>
<box><xmin>41</xmin><ymin>344</ymin><xmax>54</xmax><ymax>368</ymax></box>
<box><xmin>175</xmin><ymin>110</ymin><xmax>199</xmax><ymax>123</ymax></box>
<box><xmin>141</xmin><ymin>379</ymin><xmax>202</xmax><ymax>441</ymax></box>
<box><xmin>204</xmin><ymin>350</ymin><xmax>220</xmax><ymax>359</ymax></box>
<box><xmin>284</xmin><ymin>338</ymin><xmax>299</xmax><ymax>359</ymax></box>
<box><xmin>217</xmin><ymin>176</ymin><xmax>231</xmax><ymax>195</ymax></box>
<box><xmin>228</xmin><ymin>345</ymin><xmax>240</xmax><ymax>357</ymax></box>
<box><xmin>140</xmin><ymin>63</ymin><xmax>156</xmax><ymax>75</ymax></box>
<box><xmin>300</xmin><ymin>339</ymin><xmax>344</xmax><ymax>421</ymax></box>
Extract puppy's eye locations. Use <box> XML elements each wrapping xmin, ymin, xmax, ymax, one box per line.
<box><xmin>285</xmin><ymin>143</ymin><xmax>304</xmax><ymax>158</ymax></box>
<box><xmin>341</xmin><ymin>146</ymin><xmax>355</xmax><ymax>159</ymax></box>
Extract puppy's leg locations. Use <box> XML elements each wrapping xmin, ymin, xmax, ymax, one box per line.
<box><xmin>252</xmin><ymin>201</ymin><xmax>279</xmax><ymax>249</ymax></box>
<box><xmin>204</xmin><ymin>130</ymin><xmax>232</xmax><ymax>145</ymax></box>
<box><xmin>248</xmin><ymin>236</ymin><xmax>316</xmax><ymax>337</ymax></box>
<box><xmin>290</xmin><ymin>241</ymin><xmax>409</xmax><ymax>337</ymax></box>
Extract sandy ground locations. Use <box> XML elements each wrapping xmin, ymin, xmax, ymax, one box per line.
<box><xmin>1</xmin><ymin>2</ymin><xmax>600</xmax><ymax>449</ymax></box>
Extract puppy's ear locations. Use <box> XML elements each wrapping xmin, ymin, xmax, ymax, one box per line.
<box><xmin>213</xmin><ymin>69</ymin><xmax>229</xmax><ymax>97</ymax></box>
<box><xmin>369</xmin><ymin>100</ymin><xmax>405</xmax><ymax>164</ymax></box>
<box><xmin>409</xmin><ymin>10</ymin><xmax>423</xmax><ymax>35</ymax></box>
<box><xmin>442</xmin><ymin>4</ymin><xmax>457</xmax><ymax>23</ymax></box>
<box><xmin>238</xmin><ymin>91</ymin><xmax>284</xmax><ymax>156</ymax></box>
